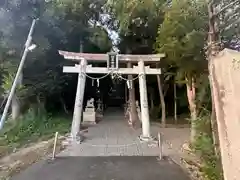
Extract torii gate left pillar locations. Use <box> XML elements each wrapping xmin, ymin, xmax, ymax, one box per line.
<box><xmin>71</xmin><ymin>58</ymin><xmax>87</xmax><ymax>142</ymax></box>
<box><xmin>59</xmin><ymin>51</ymin><xmax>165</xmax><ymax>142</ymax></box>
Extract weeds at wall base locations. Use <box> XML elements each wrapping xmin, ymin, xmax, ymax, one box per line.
<box><xmin>192</xmin><ymin>114</ymin><xmax>223</xmax><ymax>180</ymax></box>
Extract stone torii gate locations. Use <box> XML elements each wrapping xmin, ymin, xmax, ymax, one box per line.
<box><xmin>59</xmin><ymin>50</ymin><xmax>165</xmax><ymax>142</ymax></box>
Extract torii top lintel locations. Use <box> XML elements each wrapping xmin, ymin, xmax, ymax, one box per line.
<box><xmin>58</xmin><ymin>50</ymin><xmax>165</xmax><ymax>62</ymax></box>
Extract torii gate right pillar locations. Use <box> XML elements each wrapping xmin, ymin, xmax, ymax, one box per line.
<box><xmin>138</xmin><ymin>60</ymin><xmax>151</xmax><ymax>140</ymax></box>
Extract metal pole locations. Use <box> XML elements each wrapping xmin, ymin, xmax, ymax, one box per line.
<box><xmin>174</xmin><ymin>82</ymin><xmax>177</xmax><ymax>124</ymax></box>
<box><xmin>52</xmin><ymin>132</ymin><xmax>59</xmax><ymax>160</ymax></box>
<box><xmin>158</xmin><ymin>132</ymin><xmax>163</xmax><ymax>160</ymax></box>
<box><xmin>0</xmin><ymin>19</ymin><xmax>37</xmax><ymax>130</ymax></box>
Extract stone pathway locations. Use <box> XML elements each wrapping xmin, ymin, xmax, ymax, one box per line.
<box><xmin>60</xmin><ymin>109</ymin><xmax>159</xmax><ymax>156</ymax></box>
<box><xmin>60</xmin><ymin>108</ymin><xmax>190</xmax><ymax>159</ymax></box>
<box><xmin>11</xmin><ymin>108</ymin><xmax>191</xmax><ymax>180</ymax></box>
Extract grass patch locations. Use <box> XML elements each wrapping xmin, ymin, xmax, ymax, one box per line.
<box><xmin>193</xmin><ymin>114</ymin><xmax>223</xmax><ymax>180</ymax></box>
<box><xmin>0</xmin><ymin>107</ymin><xmax>71</xmax><ymax>158</ymax></box>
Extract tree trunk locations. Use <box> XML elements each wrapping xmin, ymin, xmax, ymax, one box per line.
<box><xmin>149</xmin><ymin>87</ymin><xmax>154</xmax><ymax>112</ymax></box>
<box><xmin>60</xmin><ymin>97</ymin><xmax>68</xmax><ymax>114</ymax></box>
<box><xmin>157</xmin><ymin>74</ymin><xmax>166</xmax><ymax>127</ymax></box>
<box><xmin>163</xmin><ymin>84</ymin><xmax>169</xmax><ymax>97</ymax></box>
<box><xmin>127</xmin><ymin>62</ymin><xmax>138</xmax><ymax>127</ymax></box>
<box><xmin>186</xmin><ymin>76</ymin><xmax>197</xmax><ymax>143</ymax></box>
<box><xmin>207</xmin><ymin>3</ymin><xmax>221</xmax><ymax>157</ymax></box>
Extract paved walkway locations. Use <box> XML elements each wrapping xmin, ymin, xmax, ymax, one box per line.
<box><xmin>60</xmin><ymin>109</ymin><xmax>160</xmax><ymax>156</ymax></box>
<box><xmin>11</xmin><ymin>108</ymin><xmax>191</xmax><ymax>180</ymax></box>
<box><xmin>11</xmin><ymin>157</ymin><xmax>190</xmax><ymax>180</ymax></box>
<box><xmin>60</xmin><ymin>108</ymin><xmax>190</xmax><ymax>159</ymax></box>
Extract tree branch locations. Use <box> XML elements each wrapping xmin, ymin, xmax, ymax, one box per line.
<box><xmin>215</xmin><ymin>0</ymin><xmax>240</xmax><ymax>16</ymax></box>
<box><xmin>223</xmin><ymin>18</ymin><xmax>240</xmax><ymax>31</ymax></box>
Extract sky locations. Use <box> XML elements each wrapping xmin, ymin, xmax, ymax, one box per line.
<box><xmin>92</xmin><ymin>14</ymin><xmax>120</xmax><ymax>51</ymax></box>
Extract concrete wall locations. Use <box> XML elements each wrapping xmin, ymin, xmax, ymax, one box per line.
<box><xmin>210</xmin><ymin>48</ymin><xmax>240</xmax><ymax>180</ymax></box>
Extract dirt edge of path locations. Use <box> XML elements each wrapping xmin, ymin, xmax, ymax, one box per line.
<box><xmin>181</xmin><ymin>143</ymin><xmax>204</xmax><ymax>180</ymax></box>
<box><xmin>0</xmin><ymin>135</ymin><xmax>67</xmax><ymax>179</ymax></box>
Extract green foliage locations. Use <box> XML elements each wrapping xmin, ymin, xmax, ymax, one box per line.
<box><xmin>0</xmin><ymin>106</ymin><xmax>71</xmax><ymax>157</ymax></box>
<box><xmin>0</xmin><ymin>0</ymin><xmax>112</xmax><ymax>110</ymax></box>
<box><xmin>89</xmin><ymin>26</ymin><xmax>112</xmax><ymax>51</ymax></box>
<box><xmin>106</xmin><ymin>0</ymin><xmax>165</xmax><ymax>54</ymax></box>
<box><xmin>1</xmin><ymin>72</ymin><xmax>27</xmax><ymax>98</ymax></box>
<box><xmin>106</xmin><ymin>0</ymin><xmax>165</xmax><ymax>32</ymax></box>
<box><xmin>213</xmin><ymin>0</ymin><xmax>240</xmax><ymax>41</ymax></box>
<box><xmin>150</xmin><ymin>106</ymin><xmax>160</xmax><ymax>119</ymax></box>
<box><xmin>193</xmin><ymin>113</ymin><xmax>223</xmax><ymax>180</ymax></box>
<box><xmin>196</xmin><ymin>74</ymin><xmax>211</xmax><ymax>111</ymax></box>
<box><xmin>155</xmin><ymin>0</ymin><xmax>208</xmax><ymax>80</ymax></box>
<box><xmin>1</xmin><ymin>73</ymin><xmax>14</xmax><ymax>92</ymax></box>
<box><xmin>193</xmin><ymin>113</ymin><xmax>213</xmax><ymax>155</ymax></box>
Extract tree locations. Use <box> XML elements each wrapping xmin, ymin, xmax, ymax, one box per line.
<box><xmin>105</xmin><ymin>0</ymin><xmax>165</xmax><ymax>32</ymax></box>
<box><xmin>105</xmin><ymin>0</ymin><xmax>167</xmax><ymax>126</ymax></box>
<box><xmin>156</xmin><ymin>63</ymin><xmax>166</xmax><ymax>127</ymax></box>
<box><xmin>0</xmin><ymin>0</ymin><xmax>112</xmax><ymax>119</ymax></box>
<box><xmin>155</xmin><ymin>0</ymin><xmax>208</xmax><ymax>143</ymax></box>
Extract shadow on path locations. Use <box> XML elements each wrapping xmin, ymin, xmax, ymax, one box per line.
<box><xmin>11</xmin><ymin>156</ymin><xmax>190</xmax><ymax>180</ymax></box>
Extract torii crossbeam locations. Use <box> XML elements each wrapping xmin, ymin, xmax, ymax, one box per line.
<box><xmin>59</xmin><ymin>50</ymin><xmax>165</xmax><ymax>142</ymax></box>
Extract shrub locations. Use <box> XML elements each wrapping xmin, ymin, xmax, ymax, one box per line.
<box><xmin>193</xmin><ymin>113</ymin><xmax>223</xmax><ymax>180</ymax></box>
<box><xmin>0</xmin><ymin>106</ymin><xmax>71</xmax><ymax>156</ymax></box>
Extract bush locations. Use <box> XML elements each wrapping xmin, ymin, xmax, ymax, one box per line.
<box><xmin>193</xmin><ymin>113</ymin><xmax>223</xmax><ymax>180</ymax></box>
<box><xmin>0</xmin><ymin>106</ymin><xmax>71</xmax><ymax>157</ymax></box>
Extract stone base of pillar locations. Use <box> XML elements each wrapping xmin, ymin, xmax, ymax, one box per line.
<box><xmin>139</xmin><ymin>134</ymin><xmax>154</xmax><ymax>142</ymax></box>
<box><xmin>82</xmin><ymin>98</ymin><xmax>97</xmax><ymax>125</ymax></box>
<box><xmin>71</xmin><ymin>134</ymin><xmax>84</xmax><ymax>144</ymax></box>
<box><xmin>62</xmin><ymin>134</ymin><xmax>84</xmax><ymax>145</ymax></box>
<box><xmin>82</xmin><ymin>114</ymin><xmax>97</xmax><ymax>125</ymax></box>
<box><xmin>82</xmin><ymin>121</ymin><xmax>97</xmax><ymax>125</ymax></box>
<box><xmin>82</xmin><ymin>122</ymin><xmax>97</xmax><ymax>126</ymax></box>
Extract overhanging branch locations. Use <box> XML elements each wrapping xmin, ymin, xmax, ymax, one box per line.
<box><xmin>214</xmin><ymin>0</ymin><xmax>240</xmax><ymax>16</ymax></box>
<box><xmin>222</xmin><ymin>18</ymin><xmax>240</xmax><ymax>31</ymax></box>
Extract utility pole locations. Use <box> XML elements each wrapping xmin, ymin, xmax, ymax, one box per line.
<box><xmin>0</xmin><ymin>19</ymin><xmax>37</xmax><ymax>130</ymax></box>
